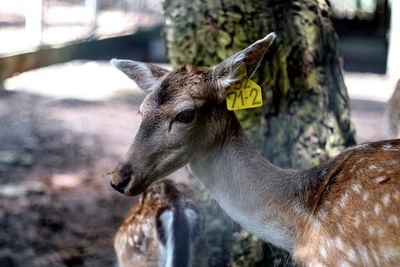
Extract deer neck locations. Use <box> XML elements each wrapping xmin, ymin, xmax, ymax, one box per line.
<box><xmin>188</xmin><ymin>111</ymin><xmax>311</xmax><ymax>252</ymax></box>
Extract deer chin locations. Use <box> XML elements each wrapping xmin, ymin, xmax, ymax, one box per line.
<box><xmin>123</xmin><ymin>166</ymin><xmax>175</xmax><ymax>196</ymax></box>
<box><xmin>124</xmin><ymin>162</ymin><xmax>188</xmax><ymax>196</ymax></box>
<box><xmin>123</xmin><ymin>176</ymin><xmax>154</xmax><ymax>196</ymax></box>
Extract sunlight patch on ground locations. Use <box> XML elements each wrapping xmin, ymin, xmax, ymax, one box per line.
<box><xmin>5</xmin><ymin>60</ymin><xmax>141</xmax><ymax>100</ymax></box>
<box><xmin>345</xmin><ymin>73</ymin><xmax>395</xmax><ymax>102</ymax></box>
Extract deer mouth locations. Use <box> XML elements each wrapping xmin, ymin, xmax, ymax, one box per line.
<box><xmin>110</xmin><ymin>164</ymin><xmax>152</xmax><ymax>196</ymax></box>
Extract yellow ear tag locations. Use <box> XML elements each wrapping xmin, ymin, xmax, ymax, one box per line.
<box><xmin>226</xmin><ymin>78</ymin><xmax>263</xmax><ymax>111</ymax></box>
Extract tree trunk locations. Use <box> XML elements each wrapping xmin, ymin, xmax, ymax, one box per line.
<box><xmin>163</xmin><ymin>0</ymin><xmax>356</xmax><ymax>266</ymax></box>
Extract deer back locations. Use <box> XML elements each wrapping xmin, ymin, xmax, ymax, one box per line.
<box><xmin>294</xmin><ymin>139</ymin><xmax>400</xmax><ymax>266</ymax></box>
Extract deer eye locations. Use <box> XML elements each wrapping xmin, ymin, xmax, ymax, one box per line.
<box><xmin>175</xmin><ymin>109</ymin><xmax>195</xmax><ymax>123</ymax></box>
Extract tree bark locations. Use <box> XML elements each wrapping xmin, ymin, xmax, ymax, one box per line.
<box><xmin>163</xmin><ymin>0</ymin><xmax>356</xmax><ymax>266</ymax></box>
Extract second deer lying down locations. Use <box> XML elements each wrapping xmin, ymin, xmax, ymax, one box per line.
<box><xmin>110</xmin><ymin>33</ymin><xmax>400</xmax><ymax>266</ymax></box>
<box><xmin>114</xmin><ymin>180</ymin><xmax>205</xmax><ymax>267</ymax></box>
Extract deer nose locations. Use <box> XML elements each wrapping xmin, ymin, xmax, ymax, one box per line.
<box><xmin>110</xmin><ymin>164</ymin><xmax>133</xmax><ymax>194</ymax></box>
<box><xmin>110</xmin><ymin>176</ymin><xmax>131</xmax><ymax>193</ymax></box>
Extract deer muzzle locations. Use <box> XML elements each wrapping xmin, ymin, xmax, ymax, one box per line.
<box><xmin>110</xmin><ymin>163</ymin><xmax>151</xmax><ymax>196</ymax></box>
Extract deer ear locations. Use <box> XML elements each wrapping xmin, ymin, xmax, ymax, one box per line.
<box><xmin>111</xmin><ymin>59</ymin><xmax>170</xmax><ymax>93</ymax></box>
<box><xmin>212</xmin><ymin>32</ymin><xmax>276</xmax><ymax>94</ymax></box>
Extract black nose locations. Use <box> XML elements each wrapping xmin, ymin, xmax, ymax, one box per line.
<box><xmin>110</xmin><ymin>164</ymin><xmax>133</xmax><ymax>194</ymax></box>
<box><xmin>110</xmin><ymin>175</ymin><xmax>131</xmax><ymax>194</ymax></box>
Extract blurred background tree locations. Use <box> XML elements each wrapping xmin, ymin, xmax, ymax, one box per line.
<box><xmin>163</xmin><ymin>0</ymin><xmax>356</xmax><ymax>266</ymax></box>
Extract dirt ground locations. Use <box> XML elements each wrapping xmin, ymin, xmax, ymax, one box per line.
<box><xmin>0</xmin><ymin>88</ymin><xmax>188</xmax><ymax>267</ymax></box>
<box><xmin>0</xmin><ymin>91</ymin><xmax>131</xmax><ymax>267</ymax></box>
<box><xmin>0</xmin><ymin>62</ymin><xmax>393</xmax><ymax>266</ymax></box>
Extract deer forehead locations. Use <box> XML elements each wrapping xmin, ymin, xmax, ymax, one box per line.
<box><xmin>158</xmin><ymin>69</ymin><xmax>208</xmax><ymax>100</ymax></box>
<box><xmin>140</xmin><ymin>69</ymin><xmax>210</xmax><ymax>116</ymax></box>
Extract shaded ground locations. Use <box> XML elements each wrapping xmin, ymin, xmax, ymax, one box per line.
<box><xmin>0</xmin><ymin>61</ymin><xmax>392</xmax><ymax>266</ymax></box>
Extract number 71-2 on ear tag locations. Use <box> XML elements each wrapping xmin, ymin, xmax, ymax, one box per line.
<box><xmin>226</xmin><ymin>78</ymin><xmax>263</xmax><ymax>111</ymax></box>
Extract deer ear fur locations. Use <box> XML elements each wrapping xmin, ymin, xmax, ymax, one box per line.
<box><xmin>212</xmin><ymin>32</ymin><xmax>276</xmax><ymax>96</ymax></box>
<box><xmin>111</xmin><ymin>59</ymin><xmax>170</xmax><ymax>93</ymax></box>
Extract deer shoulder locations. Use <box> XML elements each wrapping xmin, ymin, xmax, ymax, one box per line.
<box><xmin>294</xmin><ymin>139</ymin><xmax>400</xmax><ymax>266</ymax></box>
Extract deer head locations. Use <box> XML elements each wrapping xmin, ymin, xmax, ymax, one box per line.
<box><xmin>110</xmin><ymin>32</ymin><xmax>276</xmax><ymax>196</ymax></box>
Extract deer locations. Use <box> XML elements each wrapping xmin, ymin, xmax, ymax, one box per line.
<box><xmin>114</xmin><ymin>179</ymin><xmax>206</xmax><ymax>267</ymax></box>
<box><xmin>109</xmin><ymin>32</ymin><xmax>400</xmax><ymax>266</ymax></box>
<box><xmin>385</xmin><ymin>79</ymin><xmax>400</xmax><ymax>139</ymax></box>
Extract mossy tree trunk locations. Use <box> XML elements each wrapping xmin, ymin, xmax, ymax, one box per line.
<box><xmin>162</xmin><ymin>0</ymin><xmax>356</xmax><ymax>266</ymax></box>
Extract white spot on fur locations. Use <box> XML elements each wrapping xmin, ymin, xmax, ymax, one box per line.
<box><xmin>119</xmin><ymin>235</ymin><xmax>127</xmax><ymax>246</ymax></box>
<box><xmin>339</xmin><ymin>193</ymin><xmax>349</xmax><ymax>208</ymax></box>
<box><xmin>356</xmin><ymin>243</ymin><xmax>371</xmax><ymax>265</ymax></box>
<box><xmin>133</xmin><ymin>235</ymin><xmax>139</xmax><ymax>243</ymax></box>
<box><xmin>319</xmin><ymin>245</ymin><xmax>328</xmax><ymax>260</ymax></box>
<box><xmin>339</xmin><ymin>260</ymin><xmax>351</xmax><ymax>267</ymax></box>
<box><xmin>308</xmin><ymin>261</ymin><xmax>324</xmax><ymax>267</ymax></box>
<box><xmin>324</xmin><ymin>238</ymin><xmax>334</xmax><ymax>250</ymax></box>
<box><xmin>352</xmin><ymin>183</ymin><xmax>362</xmax><ymax>194</ymax></box>
<box><xmin>128</xmin><ymin>236</ymin><xmax>134</xmax><ymax>247</ymax></box>
<box><xmin>374</xmin><ymin>203</ymin><xmax>382</xmax><ymax>216</ymax></box>
<box><xmin>368</xmin><ymin>225</ymin><xmax>375</xmax><ymax>235</ymax></box>
<box><xmin>388</xmin><ymin>215</ymin><xmax>399</xmax><ymax>226</ymax></box>
<box><xmin>334</xmin><ymin>236</ymin><xmax>345</xmax><ymax>251</ymax></box>
<box><xmin>368</xmin><ymin>165</ymin><xmax>378</xmax><ymax>170</ymax></box>
<box><xmin>347</xmin><ymin>248</ymin><xmax>358</xmax><ymax>263</ymax></box>
<box><xmin>371</xmin><ymin>249</ymin><xmax>381</xmax><ymax>265</ymax></box>
<box><xmin>333</xmin><ymin>207</ymin><xmax>340</xmax><ymax>215</ymax></box>
<box><xmin>382</xmin><ymin>194</ymin><xmax>390</xmax><ymax>206</ymax></box>
<box><xmin>353</xmin><ymin>214</ymin><xmax>361</xmax><ymax>227</ymax></box>
<box><xmin>362</xmin><ymin>192</ymin><xmax>369</xmax><ymax>201</ymax></box>
<box><xmin>393</xmin><ymin>191</ymin><xmax>400</xmax><ymax>201</ymax></box>
<box><xmin>338</xmin><ymin>224</ymin><xmax>346</xmax><ymax>234</ymax></box>
<box><xmin>141</xmin><ymin>222</ymin><xmax>152</xmax><ymax>238</ymax></box>
<box><xmin>375</xmin><ymin>176</ymin><xmax>387</xmax><ymax>183</ymax></box>
<box><xmin>139</xmin><ymin>238</ymin><xmax>147</xmax><ymax>252</ymax></box>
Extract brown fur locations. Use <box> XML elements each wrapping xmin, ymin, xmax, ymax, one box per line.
<box><xmin>114</xmin><ymin>180</ymin><xmax>205</xmax><ymax>267</ymax></box>
<box><xmin>294</xmin><ymin>139</ymin><xmax>400</xmax><ymax>266</ymax></box>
